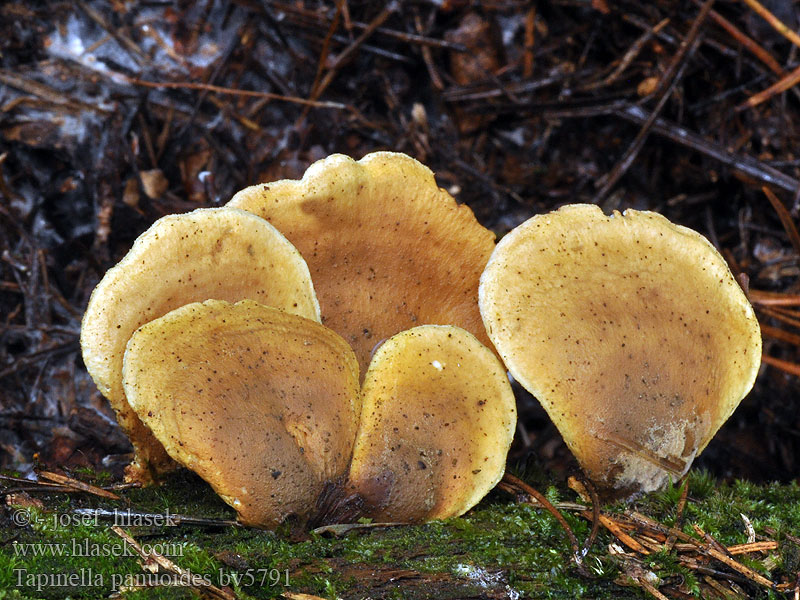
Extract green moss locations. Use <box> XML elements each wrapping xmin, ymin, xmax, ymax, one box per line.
<box><xmin>66</xmin><ymin>467</ymin><xmax>113</xmax><ymax>487</ymax></box>
<box><xmin>1</xmin><ymin>470</ymin><xmax>798</xmax><ymax>599</ymax></box>
<box><xmin>125</xmin><ymin>471</ymin><xmax>234</xmax><ymax>518</ymax></box>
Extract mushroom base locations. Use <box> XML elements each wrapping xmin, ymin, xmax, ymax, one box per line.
<box><xmin>123</xmin><ymin>450</ymin><xmax>179</xmax><ymax>486</ymax></box>
<box><xmin>307</xmin><ymin>476</ymin><xmax>367</xmax><ymax>529</ymax></box>
<box><xmin>121</xmin><ymin>421</ymin><xmax>180</xmax><ymax>485</ymax></box>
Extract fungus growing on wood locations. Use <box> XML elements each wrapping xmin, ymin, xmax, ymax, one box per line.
<box><xmin>227</xmin><ymin>152</ymin><xmax>496</xmax><ymax>372</ymax></box>
<box><xmin>122</xmin><ymin>299</ymin><xmax>360</xmax><ymax>528</ymax></box>
<box><xmin>479</xmin><ymin>204</ymin><xmax>761</xmax><ymax>495</ymax></box>
<box><xmin>80</xmin><ymin>207</ymin><xmax>320</xmax><ymax>482</ymax></box>
<box><xmin>348</xmin><ymin>325</ymin><xmax>516</xmax><ymax>522</ymax></box>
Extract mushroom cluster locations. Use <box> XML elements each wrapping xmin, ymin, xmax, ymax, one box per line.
<box><xmin>81</xmin><ymin>152</ymin><xmax>516</xmax><ymax>528</ymax></box>
<box><xmin>479</xmin><ymin>204</ymin><xmax>762</xmax><ymax>496</ymax></box>
<box><xmin>82</xmin><ymin>152</ymin><xmax>762</xmax><ymax>525</ymax></box>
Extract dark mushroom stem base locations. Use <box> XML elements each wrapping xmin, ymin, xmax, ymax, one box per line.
<box><xmin>307</xmin><ymin>477</ymin><xmax>367</xmax><ymax>529</ymax></box>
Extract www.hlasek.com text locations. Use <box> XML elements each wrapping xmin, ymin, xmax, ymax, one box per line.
<box><xmin>13</xmin><ymin>537</ymin><xmax>185</xmax><ymax>558</ymax></box>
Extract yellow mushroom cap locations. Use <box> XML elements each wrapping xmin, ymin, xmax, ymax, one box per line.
<box><xmin>80</xmin><ymin>207</ymin><xmax>320</xmax><ymax>482</ymax></box>
<box><xmin>122</xmin><ymin>299</ymin><xmax>360</xmax><ymax>528</ymax></box>
<box><xmin>227</xmin><ymin>152</ymin><xmax>496</xmax><ymax>373</ymax></box>
<box><xmin>347</xmin><ymin>325</ymin><xmax>516</xmax><ymax>522</ymax></box>
<box><xmin>479</xmin><ymin>204</ymin><xmax>762</xmax><ymax>494</ymax></box>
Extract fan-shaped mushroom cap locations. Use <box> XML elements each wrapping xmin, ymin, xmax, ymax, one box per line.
<box><xmin>227</xmin><ymin>152</ymin><xmax>496</xmax><ymax>373</ymax></box>
<box><xmin>80</xmin><ymin>207</ymin><xmax>320</xmax><ymax>482</ymax></box>
<box><xmin>479</xmin><ymin>204</ymin><xmax>762</xmax><ymax>494</ymax></box>
<box><xmin>122</xmin><ymin>299</ymin><xmax>360</xmax><ymax>528</ymax></box>
<box><xmin>347</xmin><ymin>325</ymin><xmax>516</xmax><ymax>522</ymax></box>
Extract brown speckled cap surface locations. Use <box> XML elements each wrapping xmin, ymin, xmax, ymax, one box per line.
<box><xmin>227</xmin><ymin>152</ymin><xmax>496</xmax><ymax>374</ymax></box>
<box><xmin>122</xmin><ymin>299</ymin><xmax>359</xmax><ymax>528</ymax></box>
<box><xmin>479</xmin><ymin>204</ymin><xmax>762</xmax><ymax>494</ymax></box>
<box><xmin>348</xmin><ymin>325</ymin><xmax>516</xmax><ymax>522</ymax></box>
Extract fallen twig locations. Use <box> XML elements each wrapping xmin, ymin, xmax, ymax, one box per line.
<box><xmin>111</xmin><ymin>526</ymin><xmax>237</xmax><ymax>599</ymax></box>
<box><xmin>592</xmin><ymin>0</ymin><xmax>716</xmax><ymax>202</ymax></box>
<box><xmin>499</xmin><ymin>473</ymin><xmax>587</xmax><ymax>569</ymax></box>
<box><xmin>740</xmin><ymin>0</ymin><xmax>800</xmax><ymax>49</ymax></box>
<box><xmin>37</xmin><ymin>471</ymin><xmax>120</xmax><ymax>500</ymax></box>
<box><xmin>123</xmin><ymin>77</ymin><xmax>349</xmax><ymax>110</ymax></box>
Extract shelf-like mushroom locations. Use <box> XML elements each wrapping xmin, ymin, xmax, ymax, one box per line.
<box><xmin>348</xmin><ymin>325</ymin><xmax>516</xmax><ymax>521</ymax></box>
<box><xmin>122</xmin><ymin>299</ymin><xmax>360</xmax><ymax>528</ymax></box>
<box><xmin>479</xmin><ymin>204</ymin><xmax>761</xmax><ymax>495</ymax></box>
<box><xmin>80</xmin><ymin>207</ymin><xmax>320</xmax><ymax>482</ymax></box>
<box><xmin>227</xmin><ymin>152</ymin><xmax>496</xmax><ymax>372</ymax></box>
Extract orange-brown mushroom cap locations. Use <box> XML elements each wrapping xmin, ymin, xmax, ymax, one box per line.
<box><xmin>227</xmin><ymin>152</ymin><xmax>496</xmax><ymax>373</ymax></box>
<box><xmin>479</xmin><ymin>204</ymin><xmax>762</xmax><ymax>494</ymax></box>
<box><xmin>122</xmin><ymin>299</ymin><xmax>360</xmax><ymax>528</ymax></box>
<box><xmin>80</xmin><ymin>207</ymin><xmax>320</xmax><ymax>482</ymax></box>
<box><xmin>347</xmin><ymin>325</ymin><xmax>516</xmax><ymax>522</ymax></box>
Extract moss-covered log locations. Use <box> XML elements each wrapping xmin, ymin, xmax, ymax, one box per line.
<box><xmin>1</xmin><ymin>470</ymin><xmax>798</xmax><ymax>599</ymax></box>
